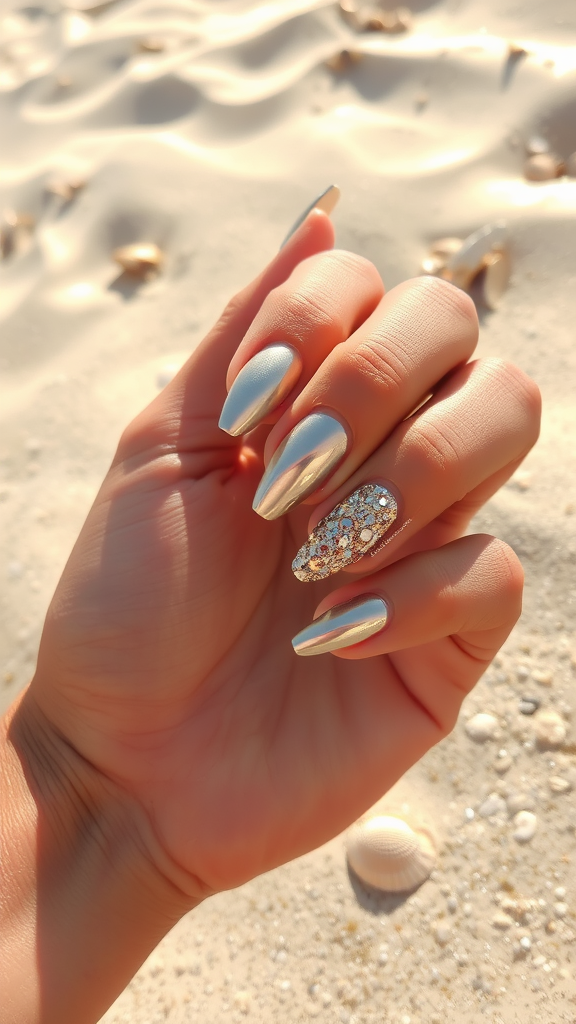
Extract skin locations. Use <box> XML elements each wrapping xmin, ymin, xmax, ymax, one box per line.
<box><xmin>0</xmin><ymin>210</ymin><xmax>541</xmax><ymax>1024</ymax></box>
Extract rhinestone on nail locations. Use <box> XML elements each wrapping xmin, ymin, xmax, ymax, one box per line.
<box><xmin>292</xmin><ymin>483</ymin><xmax>398</xmax><ymax>582</ymax></box>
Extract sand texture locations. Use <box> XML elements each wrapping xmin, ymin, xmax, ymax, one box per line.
<box><xmin>1</xmin><ymin>0</ymin><xmax>576</xmax><ymax>1021</ymax></box>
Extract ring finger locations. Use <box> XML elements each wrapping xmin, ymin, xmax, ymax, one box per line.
<box><xmin>291</xmin><ymin>356</ymin><xmax>541</xmax><ymax>582</ymax></box>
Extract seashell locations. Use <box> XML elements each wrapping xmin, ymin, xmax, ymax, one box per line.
<box><xmin>526</xmin><ymin>135</ymin><xmax>549</xmax><ymax>155</ymax></box>
<box><xmin>325</xmin><ymin>49</ymin><xmax>363</xmax><ymax>73</ymax></box>
<box><xmin>112</xmin><ymin>243</ymin><xmax>164</xmax><ymax>279</ymax></box>
<box><xmin>363</xmin><ymin>7</ymin><xmax>412</xmax><ymax>33</ymax></box>
<box><xmin>136</xmin><ymin>37</ymin><xmax>166</xmax><ymax>53</ymax></box>
<box><xmin>465</xmin><ymin>712</ymin><xmax>499</xmax><ymax>741</ymax></box>
<box><xmin>534</xmin><ymin>709</ymin><xmax>566</xmax><ymax>749</ymax></box>
<box><xmin>554</xmin><ymin>901</ymin><xmax>568</xmax><ymax>918</ymax></box>
<box><xmin>478</xmin><ymin>793</ymin><xmax>507</xmax><ymax>818</ymax></box>
<box><xmin>532</xmin><ymin>668</ymin><xmax>552</xmax><ymax>686</ymax></box>
<box><xmin>431</xmin><ymin>921</ymin><xmax>451</xmax><ymax>946</ymax></box>
<box><xmin>566</xmin><ymin>153</ymin><xmax>576</xmax><ymax>177</ymax></box>
<box><xmin>481</xmin><ymin>250</ymin><xmax>511</xmax><ymax>309</ymax></box>
<box><xmin>45</xmin><ymin>178</ymin><xmax>86</xmax><ymax>202</ymax></box>
<box><xmin>0</xmin><ymin>210</ymin><xmax>35</xmax><ymax>260</ymax></box>
<box><xmin>346</xmin><ymin>814</ymin><xmax>436</xmax><ymax>892</ymax></box>
<box><xmin>445</xmin><ymin>221</ymin><xmax>507</xmax><ymax>289</ymax></box>
<box><xmin>512</xmin><ymin>810</ymin><xmax>537</xmax><ymax>843</ymax></box>
<box><xmin>548</xmin><ymin>775</ymin><xmax>572</xmax><ymax>794</ymax></box>
<box><xmin>524</xmin><ymin>153</ymin><xmax>564</xmax><ymax>181</ymax></box>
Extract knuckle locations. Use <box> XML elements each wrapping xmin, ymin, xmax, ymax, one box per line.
<box><xmin>351</xmin><ymin>338</ymin><xmax>410</xmax><ymax>392</ymax></box>
<box><xmin>410</xmin><ymin>275</ymin><xmax>478</xmax><ymax>329</ymax></box>
<box><xmin>480</xmin><ymin>358</ymin><xmax>542</xmax><ymax>434</ymax></box>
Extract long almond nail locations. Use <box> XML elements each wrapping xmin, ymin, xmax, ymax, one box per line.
<box><xmin>279</xmin><ymin>184</ymin><xmax>341</xmax><ymax>249</ymax></box>
<box><xmin>252</xmin><ymin>411</ymin><xmax>349</xmax><ymax>520</ymax></box>
<box><xmin>292</xmin><ymin>483</ymin><xmax>398</xmax><ymax>582</ymax></box>
<box><xmin>292</xmin><ymin>595</ymin><xmax>388</xmax><ymax>657</ymax></box>
<box><xmin>218</xmin><ymin>343</ymin><xmax>302</xmax><ymax>436</ymax></box>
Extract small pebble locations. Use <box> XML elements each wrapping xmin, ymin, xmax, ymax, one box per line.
<box><xmin>512</xmin><ymin>810</ymin><xmax>537</xmax><ymax>843</ymax></box>
<box><xmin>548</xmin><ymin>775</ymin><xmax>571</xmax><ymax>794</ymax></box>
<box><xmin>492</xmin><ymin>911</ymin><xmax>514</xmax><ymax>930</ymax></box>
<box><xmin>520</xmin><ymin>936</ymin><xmax>532</xmax><ymax>951</ymax></box>
<box><xmin>479</xmin><ymin>793</ymin><xmax>507</xmax><ymax>818</ymax></box>
<box><xmin>554</xmin><ymin>902</ymin><xmax>568</xmax><ymax>918</ymax></box>
<box><xmin>534</xmin><ymin>710</ymin><xmax>567</xmax><ymax>749</ymax></box>
<box><xmin>113</xmin><ymin>243</ymin><xmax>164</xmax><ymax>279</ymax></box>
<box><xmin>464</xmin><ymin>807</ymin><xmax>475</xmax><ymax>821</ymax></box>
<box><xmin>447</xmin><ymin>895</ymin><xmax>458</xmax><ymax>913</ymax></box>
<box><xmin>519</xmin><ymin>696</ymin><xmax>540</xmax><ymax>715</ymax></box>
<box><xmin>432</xmin><ymin>922</ymin><xmax>451</xmax><ymax>946</ymax></box>
<box><xmin>524</xmin><ymin>153</ymin><xmax>564</xmax><ymax>181</ymax></box>
<box><xmin>555</xmin><ymin>887</ymin><xmax>567</xmax><ymax>899</ymax></box>
<box><xmin>465</xmin><ymin>713</ymin><xmax>499</xmax><ymax>741</ymax></box>
<box><xmin>533</xmin><ymin>668</ymin><xmax>553</xmax><ymax>687</ymax></box>
<box><xmin>233</xmin><ymin>991</ymin><xmax>252</xmax><ymax>1014</ymax></box>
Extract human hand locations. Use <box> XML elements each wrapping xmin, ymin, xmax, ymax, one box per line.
<box><xmin>22</xmin><ymin>209</ymin><xmax>540</xmax><ymax>902</ymax></box>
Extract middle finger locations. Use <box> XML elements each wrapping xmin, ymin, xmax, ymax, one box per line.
<box><xmin>253</xmin><ymin>277</ymin><xmax>478</xmax><ymax>520</ymax></box>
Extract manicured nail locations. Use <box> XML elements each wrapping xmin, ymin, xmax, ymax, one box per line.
<box><xmin>292</xmin><ymin>483</ymin><xmax>398</xmax><ymax>582</ymax></box>
<box><xmin>280</xmin><ymin>185</ymin><xmax>341</xmax><ymax>249</ymax></box>
<box><xmin>218</xmin><ymin>343</ymin><xmax>302</xmax><ymax>436</ymax></box>
<box><xmin>252</xmin><ymin>411</ymin><xmax>349</xmax><ymax>520</ymax></box>
<box><xmin>292</xmin><ymin>595</ymin><xmax>388</xmax><ymax>657</ymax></box>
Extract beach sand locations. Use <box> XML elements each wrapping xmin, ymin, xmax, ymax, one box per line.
<box><xmin>1</xmin><ymin>0</ymin><xmax>576</xmax><ymax>1020</ymax></box>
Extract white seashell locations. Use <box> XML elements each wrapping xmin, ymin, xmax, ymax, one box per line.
<box><xmin>512</xmin><ymin>810</ymin><xmax>537</xmax><ymax>843</ymax></box>
<box><xmin>524</xmin><ymin>153</ymin><xmax>564</xmax><ymax>181</ymax></box>
<box><xmin>548</xmin><ymin>775</ymin><xmax>571</xmax><ymax>794</ymax></box>
<box><xmin>445</xmin><ymin>221</ymin><xmax>507</xmax><ymax>289</ymax></box>
<box><xmin>432</xmin><ymin>921</ymin><xmax>451</xmax><ymax>946</ymax></box>
<box><xmin>481</xmin><ymin>250</ymin><xmax>511</xmax><ymax>309</ymax></box>
<box><xmin>346</xmin><ymin>815</ymin><xmax>436</xmax><ymax>892</ymax></box>
<box><xmin>554</xmin><ymin>902</ymin><xmax>568</xmax><ymax>919</ymax></box>
<box><xmin>113</xmin><ymin>243</ymin><xmax>164</xmax><ymax>278</ymax></box>
<box><xmin>534</xmin><ymin>710</ymin><xmax>566</xmax><ymax>749</ymax></box>
<box><xmin>465</xmin><ymin>712</ymin><xmax>499</xmax><ymax>741</ymax></box>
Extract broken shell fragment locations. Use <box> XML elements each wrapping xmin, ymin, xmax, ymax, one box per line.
<box><xmin>45</xmin><ymin>178</ymin><xmax>86</xmax><ymax>202</ymax></box>
<box><xmin>445</xmin><ymin>221</ymin><xmax>507</xmax><ymax>289</ymax></box>
<box><xmin>548</xmin><ymin>776</ymin><xmax>572</xmax><ymax>794</ymax></box>
<box><xmin>325</xmin><ymin>49</ymin><xmax>362</xmax><ymax>72</ymax></box>
<box><xmin>534</xmin><ymin>710</ymin><xmax>567</xmax><ymax>749</ymax></box>
<box><xmin>0</xmin><ymin>210</ymin><xmax>35</xmax><ymax>260</ymax></box>
<box><xmin>346</xmin><ymin>815</ymin><xmax>436</xmax><ymax>892</ymax></box>
<box><xmin>136</xmin><ymin>37</ymin><xmax>166</xmax><ymax>53</ymax></box>
<box><xmin>524</xmin><ymin>153</ymin><xmax>564</xmax><ymax>181</ymax></box>
<box><xmin>481</xmin><ymin>250</ymin><xmax>512</xmax><ymax>310</ymax></box>
<box><xmin>112</xmin><ymin>243</ymin><xmax>164</xmax><ymax>279</ymax></box>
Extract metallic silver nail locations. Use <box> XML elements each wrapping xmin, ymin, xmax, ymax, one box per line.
<box><xmin>279</xmin><ymin>185</ymin><xmax>341</xmax><ymax>249</ymax></box>
<box><xmin>292</xmin><ymin>595</ymin><xmax>388</xmax><ymax>657</ymax></box>
<box><xmin>252</xmin><ymin>411</ymin><xmax>349</xmax><ymax>520</ymax></box>
<box><xmin>292</xmin><ymin>483</ymin><xmax>398</xmax><ymax>582</ymax></box>
<box><xmin>218</xmin><ymin>343</ymin><xmax>302</xmax><ymax>437</ymax></box>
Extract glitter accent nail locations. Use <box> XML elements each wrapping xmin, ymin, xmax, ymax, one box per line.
<box><xmin>292</xmin><ymin>483</ymin><xmax>398</xmax><ymax>582</ymax></box>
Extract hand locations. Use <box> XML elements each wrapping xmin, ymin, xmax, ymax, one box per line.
<box><xmin>25</xmin><ymin>210</ymin><xmax>540</xmax><ymax>897</ymax></box>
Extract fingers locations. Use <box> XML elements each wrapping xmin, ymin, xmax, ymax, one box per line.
<box><xmin>117</xmin><ymin>208</ymin><xmax>335</xmax><ymax>460</ymax></box>
<box><xmin>252</xmin><ymin>277</ymin><xmax>478</xmax><ymax>519</ymax></box>
<box><xmin>292</xmin><ymin>533</ymin><xmax>523</xmax><ymax>728</ymax></box>
<box><xmin>219</xmin><ymin>249</ymin><xmax>384</xmax><ymax>436</ymax></box>
<box><xmin>293</xmin><ymin>357</ymin><xmax>541</xmax><ymax>581</ymax></box>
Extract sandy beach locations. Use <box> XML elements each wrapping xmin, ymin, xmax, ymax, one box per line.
<box><xmin>1</xmin><ymin>0</ymin><xmax>576</xmax><ymax>1020</ymax></box>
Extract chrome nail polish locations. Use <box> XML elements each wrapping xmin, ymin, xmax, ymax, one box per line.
<box><xmin>292</xmin><ymin>595</ymin><xmax>388</xmax><ymax>657</ymax></box>
<box><xmin>218</xmin><ymin>343</ymin><xmax>302</xmax><ymax>437</ymax></box>
<box><xmin>252</xmin><ymin>411</ymin><xmax>349</xmax><ymax>520</ymax></box>
<box><xmin>279</xmin><ymin>184</ymin><xmax>341</xmax><ymax>249</ymax></box>
<box><xmin>292</xmin><ymin>483</ymin><xmax>398</xmax><ymax>582</ymax></box>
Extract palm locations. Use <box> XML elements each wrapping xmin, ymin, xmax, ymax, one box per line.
<box><xmin>32</xmin><ymin>223</ymin><xmax>493</xmax><ymax>897</ymax></box>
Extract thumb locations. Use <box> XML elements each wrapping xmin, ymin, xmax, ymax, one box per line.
<box><xmin>121</xmin><ymin>209</ymin><xmax>335</xmax><ymax>459</ymax></box>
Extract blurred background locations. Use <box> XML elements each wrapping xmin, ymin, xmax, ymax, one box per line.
<box><xmin>1</xmin><ymin>1</ymin><xmax>576</xmax><ymax>1021</ymax></box>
